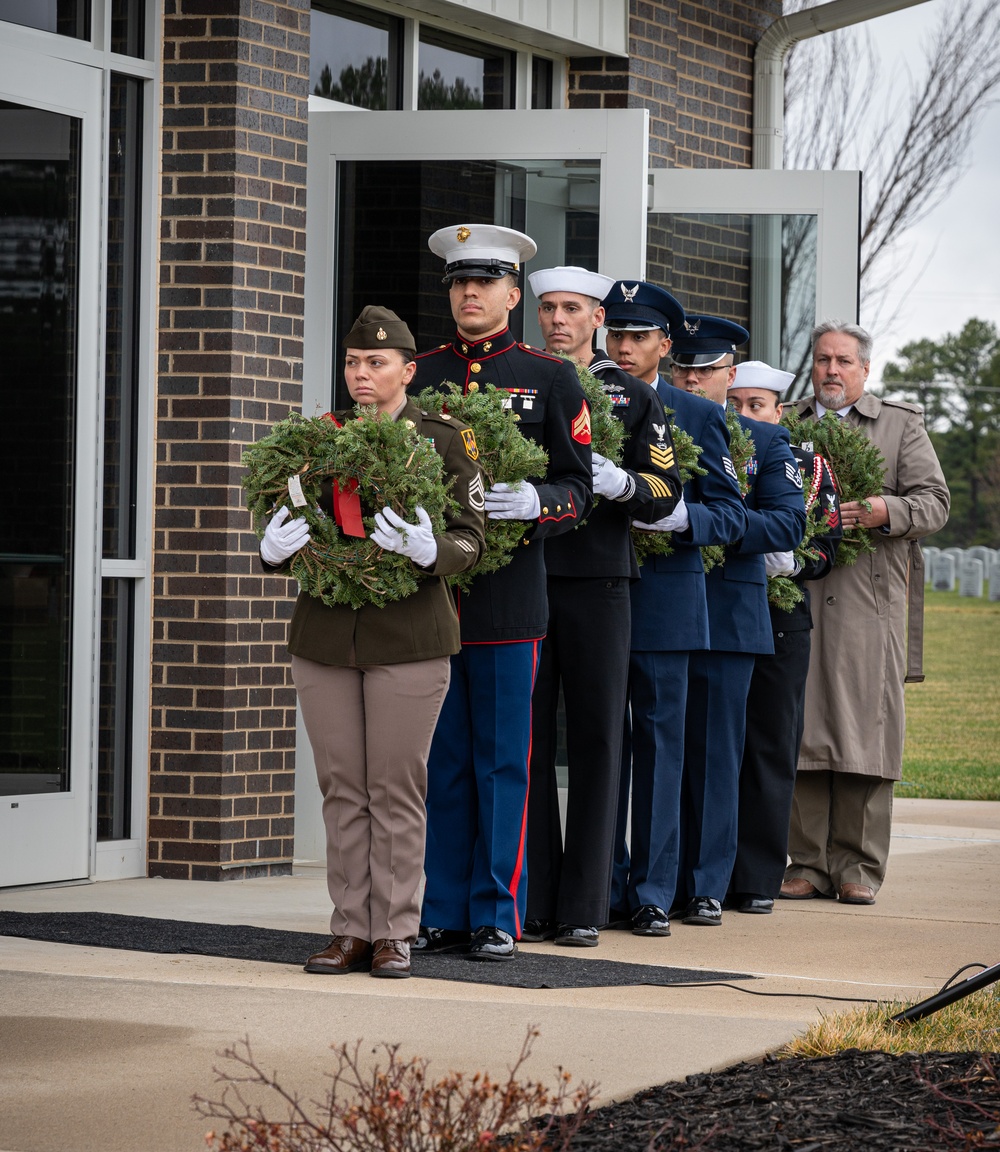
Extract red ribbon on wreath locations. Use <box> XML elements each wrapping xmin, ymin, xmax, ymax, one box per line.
<box><xmin>322</xmin><ymin>412</ymin><xmax>367</xmax><ymax>538</ymax></box>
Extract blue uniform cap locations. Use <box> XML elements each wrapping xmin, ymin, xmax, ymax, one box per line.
<box><xmin>601</xmin><ymin>281</ymin><xmax>685</xmax><ymax>337</ymax></box>
<box><xmin>670</xmin><ymin>314</ymin><xmax>749</xmax><ymax>366</ymax></box>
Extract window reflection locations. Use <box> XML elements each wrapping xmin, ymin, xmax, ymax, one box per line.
<box><xmin>0</xmin><ymin>0</ymin><xmax>89</xmax><ymax>39</ymax></box>
<box><xmin>418</xmin><ymin>28</ymin><xmax>511</xmax><ymax>110</ymax></box>
<box><xmin>311</xmin><ymin>0</ymin><xmax>399</xmax><ymax>109</ymax></box>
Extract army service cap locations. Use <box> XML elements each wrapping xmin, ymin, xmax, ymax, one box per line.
<box><xmin>602</xmin><ymin>280</ymin><xmax>685</xmax><ymax>336</ymax></box>
<box><xmin>670</xmin><ymin>314</ymin><xmax>749</xmax><ymax>367</ymax></box>
<box><xmin>429</xmin><ymin>224</ymin><xmax>537</xmax><ymax>283</ymax></box>
<box><xmin>342</xmin><ymin>305</ymin><xmax>416</xmax><ymax>360</ymax></box>
<box><xmin>731</xmin><ymin>360</ymin><xmax>795</xmax><ymax>393</ymax></box>
<box><xmin>528</xmin><ymin>265</ymin><xmax>615</xmax><ymax>303</ymax></box>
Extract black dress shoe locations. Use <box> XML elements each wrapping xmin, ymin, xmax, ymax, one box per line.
<box><xmin>555</xmin><ymin>923</ymin><xmax>599</xmax><ymax>947</ymax></box>
<box><xmin>303</xmin><ymin>935</ymin><xmax>372</xmax><ymax>974</ymax></box>
<box><xmin>631</xmin><ymin>904</ymin><xmax>671</xmax><ymax>937</ymax></box>
<box><xmin>682</xmin><ymin>897</ymin><xmax>722</xmax><ymax>926</ymax></box>
<box><xmin>412</xmin><ymin>925</ymin><xmax>469</xmax><ymax>953</ymax></box>
<box><xmin>737</xmin><ymin>895</ymin><xmax>774</xmax><ymax>915</ymax></box>
<box><xmin>520</xmin><ymin>918</ymin><xmax>556</xmax><ymax>942</ymax></box>
<box><xmin>467</xmin><ymin>925</ymin><xmax>517</xmax><ymax>961</ymax></box>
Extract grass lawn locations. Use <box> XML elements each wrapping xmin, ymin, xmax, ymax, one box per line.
<box><xmin>897</xmin><ymin>589</ymin><xmax>1000</xmax><ymax>801</ymax></box>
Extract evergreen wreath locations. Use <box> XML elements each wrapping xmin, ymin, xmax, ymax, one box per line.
<box><xmin>413</xmin><ymin>382</ymin><xmax>549</xmax><ymax>591</ymax></box>
<box><xmin>766</xmin><ymin>452</ymin><xmax>839</xmax><ymax>613</ymax></box>
<box><xmin>781</xmin><ymin>409</ymin><xmax>887</xmax><ymax>567</ymax></box>
<box><xmin>630</xmin><ymin>411</ymin><xmax>706</xmax><ymax>566</ymax></box>
<box><xmin>242</xmin><ymin>409</ymin><xmax>455</xmax><ymax>610</ymax></box>
<box><xmin>566</xmin><ymin>356</ymin><xmax>625</xmax><ymax>465</ymax></box>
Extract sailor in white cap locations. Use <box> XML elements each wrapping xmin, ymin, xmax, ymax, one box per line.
<box><xmin>410</xmin><ymin>225</ymin><xmax>594</xmax><ymax>961</ymax></box>
<box><xmin>726</xmin><ymin>360</ymin><xmax>842</xmax><ymax>914</ymax></box>
<box><xmin>520</xmin><ymin>266</ymin><xmax>682</xmax><ymax>948</ymax></box>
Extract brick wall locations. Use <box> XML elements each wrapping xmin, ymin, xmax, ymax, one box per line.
<box><xmin>151</xmin><ymin>0</ymin><xmax>309</xmax><ymax>880</ymax></box>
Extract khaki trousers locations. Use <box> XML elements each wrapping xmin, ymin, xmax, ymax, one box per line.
<box><xmin>292</xmin><ymin>654</ymin><xmax>451</xmax><ymax>942</ymax></box>
<box><xmin>785</xmin><ymin>769</ymin><xmax>894</xmax><ymax>895</ymax></box>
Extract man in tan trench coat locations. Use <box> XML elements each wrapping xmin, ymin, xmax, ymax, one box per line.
<box><xmin>780</xmin><ymin>321</ymin><xmax>950</xmax><ymax>906</ymax></box>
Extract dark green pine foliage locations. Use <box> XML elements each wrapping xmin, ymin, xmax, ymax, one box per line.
<box><xmin>242</xmin><ymin>408</ymin><xmax>454</xmax><ymax>610</ymax></box>
<box><xmin>782</xmin><ymin>409</ymin><xmax>886</xmax><ymax>567</ymax></box>
<box><xmin>414</xmin><ymin>383</ymin><xmax>549</xmax><ymax>591</ymax></box>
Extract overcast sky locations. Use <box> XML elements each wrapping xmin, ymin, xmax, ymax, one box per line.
<box><xmin>855</xmin><ymin>1</ymin><xmax>1000</xmax><ymax>384</ymax></box>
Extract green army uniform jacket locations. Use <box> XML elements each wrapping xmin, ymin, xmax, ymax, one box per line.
<box><xmin>283</xmin><ymin>399</ymin><xmax>486</xmax><ymax>666</ymax></box>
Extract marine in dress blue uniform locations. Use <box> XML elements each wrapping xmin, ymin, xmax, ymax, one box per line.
<box><xmin>726</xmin><ymin>362</ymin><xmax>842</xmax><ymax>912</ymax></box>
<box><xmin>409</xmin><ymin>228</ymin><xmax>593</xmax><ymax>960</ymax></box>
<box><xmin>522</xmin><ymin>267</ymin><xmax>683</xmax><ymax>946</ymax></box>
<box><xmin>602</xmin><ymin>285</ymin><xmax>749</xmax><ymax>937</ymax></box>
<box><xmin>669</xmin><ymin>320</ymin><xmax>807</xmax><ymax>927</ymax></box>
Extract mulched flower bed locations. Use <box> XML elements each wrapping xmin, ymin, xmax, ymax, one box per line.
<box><xmin>568</xmin><ymin>1050</ymin><xmax>1000</xmax><ymax>1151</ymax></box>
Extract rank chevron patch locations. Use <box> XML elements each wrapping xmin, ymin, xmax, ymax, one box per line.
<box><xmin>650</xmin><ymin>445</ymin><xmax>675</xmax><ymax>471</ymax></box>
<box><xmin>639</xmin><ymin>473</ymin><xmax>675</xmax><ymax>499</ymax></box>
<box><xmin>571</xmin><ymin>401</ymin><xmax>592</xmax><ymax>444</ymax></box>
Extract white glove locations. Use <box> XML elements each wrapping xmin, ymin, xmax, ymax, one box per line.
<box><xmin>484</xmin><ymin>481</ymin><xmax>541</xmax><ymax>521</ymax></box>
<box><xmin>260</xmin><ymin>505</ymin><xmax>311</xmax><ymax>565</ymax></box>
<box><xmin>632</xmin><ymin>496</ymin><xmax>689</xmax><ymax>534</ymax></box>
<box><xmin>764</xmin><ymin>550</ymin><xmax>797</xmax><ymax>577</ymax></box>
<box><xmin>592</xmin><ymin>452</ymin><xmax>631</xmax><ymax>500</ymax></box>
<box><xmin>371</xmin><ymin>505</ymin><xmax>438</xmax><ymax>568</ymax></box>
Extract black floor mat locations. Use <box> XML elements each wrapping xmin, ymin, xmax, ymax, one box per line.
<box><xmin>0</xmin><ymin>910</ymin><xmax>754</xmax><ymax>990</ymax></box>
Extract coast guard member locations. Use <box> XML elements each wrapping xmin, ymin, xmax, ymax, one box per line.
<box><xmin>410</xmin><ymin>226</ymin><xmax>593</xmax><ymax>960</ymax></box>
<box><xmin>604</xmin><ymin>283</ymin><xmax>748</xmax><ymax>937</ymax></box>
<box><xmin>668</xmin><ymin>319</ymin><xmax>806</xmax><ymax>926</ymax></box>
<box><xmin>726</xmin><ymin>361</ymin><xmax>842</xmax><ymax>913</ymax></box>
<box><xmin>522</xmin><ymin>266</ymin><xmax>683</xmax><ymax>947</ymax></box>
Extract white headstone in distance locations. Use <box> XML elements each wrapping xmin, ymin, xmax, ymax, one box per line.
<box><xmin>932</xmin><ymin>553</ymin><xmax>956</xmax><ymax>592</ymax></box>
<box><xmin>959</xmin><ymin>558</ymin><xmax>984</xmax><ymax>598</ymax></box>
<box><xmin>922</xmin><ymin>545</ymin><xmax>940</xmax><ymax>583</ymax></box>
<box><xmin>989</xmin><ymin>562</ymin><xmax>1000</xmax><ymax>603</ymax></box>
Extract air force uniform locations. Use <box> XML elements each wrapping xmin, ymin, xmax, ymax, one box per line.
<box><xmin>603</xmin><ymin>288</ymin><xmax>749</xmax><ymax>930</ymax></box>
<box><xmin>672</xmin><ymin>324</ymin><xmax>807</xmax><ymax>921</ymax></box>
<box><xmin>410</xmin><ymin>228</ymin><xmax>593</xmax><ymax>947</ymax></box>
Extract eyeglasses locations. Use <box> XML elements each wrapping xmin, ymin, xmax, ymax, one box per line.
<box><xmin>670</xmin><ymin>363</ymin><xmax>731</xmax><ymax>381</ymax></box>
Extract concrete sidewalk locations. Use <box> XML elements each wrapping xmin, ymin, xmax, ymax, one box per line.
<box><xmin>2</xmin><ymin>797</ymin><xmax>998</xmax><ymax>1152</ymax></box>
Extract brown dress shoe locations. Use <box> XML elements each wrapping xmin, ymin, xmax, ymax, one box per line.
<box><xmin>839</xmin><ymin>883</ymin><xmax>876</xmax><ymax>905</ymax></box>
<box><xmin>303</xmin><ymin>936</ymin><xmax>372</xmax><ymax>974</ymax></box>
<box><xmin>779</xmin><ymin>878</ymin><xmax>821</xmax><ymax>900</ymax></box>
<box><xmin>370</xmin><ymin>938</ymin><xmax>411</xmax><ymax>979</ymax></box>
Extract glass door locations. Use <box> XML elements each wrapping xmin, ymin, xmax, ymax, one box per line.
<box><xmin>0</xmin><ymin>44</ymin><xmax>103</xmax><ymax>887</ymax></box>
<box><xmin>648</xmin><ymin>169</ymin><xmax>861</xmax><ymax>390</ymax></box>
<box><xmin>303</xmin><ymin>108</ymin><xmax>650</xmax><ymax>413</ymax></box>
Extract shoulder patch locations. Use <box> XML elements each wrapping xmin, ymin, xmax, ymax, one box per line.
<box><xmin>879</xmin><ymin>397</ymin><xmax>924</xmax><ymax>414</ymax></box>
<box><xmin>571</xmin><ymin>401</ymin><xmax>592</xmax><ymax>445</ymax></box>
<box><xmin>461</xmin><ymin>427</ymin><xmax>479</xmax><ymax>460</ymax></box>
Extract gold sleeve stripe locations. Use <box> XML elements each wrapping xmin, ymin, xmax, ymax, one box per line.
<box><xmin>650</xmin><ymin>446</ymin><xmax>675</xmax><ymax>470</ymax></box>
<box><xmin>639</xmin><ymin>473</ymin><xmax>674</xmax><ymax>498</ymax></box>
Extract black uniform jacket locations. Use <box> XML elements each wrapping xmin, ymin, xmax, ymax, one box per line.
<box><xmin>410</xmin><ymin>327</ymin><xmax>593</xmax><ymax>643</ymax></box>
<box><xmin>769</xmin><ymin>445</ymin><xmax>842</xmax><ymax>632</ymax></box>
<box><xmin>280</xmin><ymin>400</ymin><xmax>486</xmax><ymax>666</ymax></box>
<box><xmin>545</xmin><ymin>353</ymin><xmax>683</xmax><ymax>580</ymax></box>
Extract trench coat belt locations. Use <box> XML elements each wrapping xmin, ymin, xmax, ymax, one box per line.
<box><xmin>905</xmin><ymin>540</ymin><xmax>925</xmax><ymax>684</ymax></box>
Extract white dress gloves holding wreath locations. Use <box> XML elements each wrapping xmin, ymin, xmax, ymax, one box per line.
<box><xmin>483</xmin><ymin>481</ymin><xmax>541</xmax><ymax>521</ymax></box>
<box><xmin>633</xmin><ymin>495</ymin><xmax>690</xmax><ymax>534</ymax></box>
<box><xmin>371</xmin><ymin>505</ymin><xmax>439</xmax><ymax>568</ymax></box>
<box><xmin>763</xmin><ymin>550</ymin><xmax>799</xmax><ymax>577</ymax></box>
<box><xmin>260</xmin><ymin>505</ymin><xmax>312</xmax><ymax>565</ymax></box>
<box><xmin>591</xmin><ymin>451</ymin><xmax>631</xmax><ymax>500</ymax></box>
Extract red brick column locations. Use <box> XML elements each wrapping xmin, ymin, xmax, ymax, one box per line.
<box><xmin>150</xmin><ymin>0</ymin><xmax>309</xmax><ymax>880</ymax></box>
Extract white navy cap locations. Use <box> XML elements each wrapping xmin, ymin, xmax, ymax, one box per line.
<box><xmin>428</xmin><ymin>224</ymin><xmax>537</xmax><ymax>283</ymax></box>
<box><xmin>528</xmin><ymin>265</ymin><xmax>615</xmax><ymax>302</ymax></box>
<box><xmin>730</xmin><ymin>360</ymin><xmax>796</xmax><ymax>393</ymax></box>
